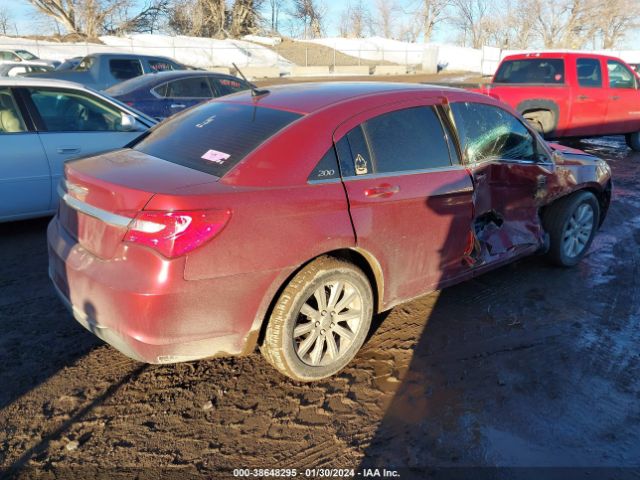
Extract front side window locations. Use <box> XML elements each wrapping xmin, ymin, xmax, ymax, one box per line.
<box><xmin>451</xmin><ymin>102</ymin><xmax>538</xmax><ymax>163</ymax></box>
<box><xmin>607</xmin><ymin>60</ymin><xmax>636</xmax><ymax>89</ymax></box>
<box><xmin>0</xmin><ymin>88</ymin><xmax>27</xmax><ymax>133</ymax></box>
<box><xmin>109</xmin><ymin>59</ymin><xmax>143</xmax><ymax>81</ymax></box>
<box><xmin>165</xmin><ymin>77</ymin><xmax>213</xmax><ymax>98</ymax></box>
<box><xmin>1</xmin><ymin>51</ymin><xmax>20</xmax><ymax>61</ymax></box>
<box><xmin>495</xmin><ymin>59</ymin><xmax>565</xmax><ymax>84</ymax></box>
<box><xmin>27</xmin><ymin>88</ymin><xmax>138</xmax><ymax>132</ymax></box>
<box><xmin>577</xmin><ymin>58</ymin><xmax>602</xmax><ymax>88</ymax></box>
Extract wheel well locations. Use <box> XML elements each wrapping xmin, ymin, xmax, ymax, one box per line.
<box><xmin>255</xmin><ymin>248</ymin><xmax>383</xmax><ymax>347</ymax></box>
<box><xmin>541</xmin><ymin>185</ymin><xmax>611</xmax><ymax>227</ymax></box>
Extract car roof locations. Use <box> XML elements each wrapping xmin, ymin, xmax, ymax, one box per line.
<box><xmin>219</xmin><ymin>81</ymin><xmax>463</xmax><ymax>115</ymax></box>
<box><xmin>83</xmin><ymin>52</ymin><xmax>176</xmax><ymax>61</ymax></box>
<box><xmin>502</xmin><ymin>51</ymin><xmax>626</xmax><ymax>62</ymax></box>
<box><xmin>0</xmin><ymin>76</ymin><xmax>87</xmax><ymax>89</ymax></box>
<box><xmin>127</xmin><ymin>70</ymin><xmax>239</xmax><ymax>84</ymax></box>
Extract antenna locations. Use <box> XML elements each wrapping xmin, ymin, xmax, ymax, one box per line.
<box><xmin>232</xmin><ymin>62</ymin><xmax>270</xmax><ymax>97</ymax></box>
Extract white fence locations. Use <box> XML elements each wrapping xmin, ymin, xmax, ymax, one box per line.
<box><xmin>2</xmin><ymin>34</ymin><xmax>640</xmax><ymax>75</ymax></box>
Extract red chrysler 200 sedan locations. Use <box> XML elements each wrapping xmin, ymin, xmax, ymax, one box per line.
<box><xmin>48</xmin><ymin>82</ymin><xmax>612</xmax><ymax>381</ymax></box>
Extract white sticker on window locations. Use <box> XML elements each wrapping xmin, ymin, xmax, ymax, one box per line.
<box><xmin>201</xmin><ymin>149</ymin><xmax>230</xmax><ymax>164</ymax></box>
<box><xmin>355</xmin><ymin>153</ymin><xmax>368</xmax><ymax>175</ymax></box>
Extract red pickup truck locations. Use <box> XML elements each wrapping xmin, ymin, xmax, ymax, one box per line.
<box><xmin>478</xmin><ymin>52</ymin><xmax>640</xmax><ymax>150</ymax></box>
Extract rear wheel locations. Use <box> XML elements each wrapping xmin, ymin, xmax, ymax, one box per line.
<box><xmin>543</xmin><ymin>191</ymin><xmax>600</xmax><ymax>267</ymax></box>
<box><xmin>523</xmin><ymin>110</ymin><xmax>554</xmax><ymax>135</ymax></box>
<box><xmin>261</xmin><ymin>256</ymin><xmax>373</xmax><ymax>381</ymax></box>
<box><xmin>625</xmin><ymin>132</ymin><xmax>640</xmax><ymax>151</ymax></box>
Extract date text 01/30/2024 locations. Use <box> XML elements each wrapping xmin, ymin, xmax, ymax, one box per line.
<box><xmin>232</xmin><ymin>468</ymin><xmax>400</xmax><ymax>477</ymax></box>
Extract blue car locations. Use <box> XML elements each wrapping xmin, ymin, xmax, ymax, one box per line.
<box><xmin>105</xmin><ymin>70</ymin><xmax>254</xmax><ymax>120</ymax></box>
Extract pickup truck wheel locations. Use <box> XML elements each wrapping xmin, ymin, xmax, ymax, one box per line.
<box><xmin>625</xmin><ymin>132</ymin><xmax>640</xmax><ymax>151</ymax></box>
<box><xmin>523</xmin><ymin>110</ymin><xmax>554</xmax><ymax>135</ymax></box>
<box><xmin>261</xmin><ymin>256</ymin><xmax>373</xmax><ymax>382</ymax></box>
<box><xmin>543</xmin><ymin>191</ymin><xmax>600</xmax><ymax>267</ymax></box>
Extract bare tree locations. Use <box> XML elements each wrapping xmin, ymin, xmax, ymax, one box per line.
<box><xmin>169</xmin><ymin>0</ymin><xmax>227</xmax><ymax>37</ymax></box>
<box><xmin>417</xmin><ymin>0</ymin><xmax>449</xmax><ymax>42</ymax></box>
<box><xmin>447</xmin><ymin>0</ymin><xmax>491</xmax><ymax>48</ymax></box>
<box><xmin>339</xmin><ymin>0</ymin><xmax>370</xmax><ymax>38</ymax></box>
<box><xmin>268</xmin><ymin>0</ymin><xmax>285</xmax><ymax>33</ymax></box>
<box><xmin>593</xmin><ymin>0</ymin><xmax>640</xmax><ymax>48</ymax></box>
<box><xmin>291</xmin><ymin>0</ymin><xmax>325</xmax><ymax>39</ymax></box>
<box><xmin>524</xmin><ymin>0</ymin><xmax>596</xmax><ymax>49</ymax></box>
<box><xmin>26</xmin><ymin>0</ymin><xmax>131</xmax><ymax>38</ymax></box>
<box><xmin>230</xmin><ymin>0</ymin><xmax>263</xmax><ymax>37</ymax></box>
<box><xmin>107</xmin><ymin>0</ymin><xmax>171</xmax><ymax>34</ymax></box>
<box><xmin>371</xmin><ymin>0</ymin><xmax>399</xmax><ymax>39</ymax></box>
<box><xmin>0</xmin><ymin>6</ymin><xmax>12</xmax><ymax>35</ymax></box>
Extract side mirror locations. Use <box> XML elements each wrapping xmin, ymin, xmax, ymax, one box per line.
<box><xmin>120</xmin><ymin>113</ymin><xmax>136</xmax><ymax>131</ymax></box>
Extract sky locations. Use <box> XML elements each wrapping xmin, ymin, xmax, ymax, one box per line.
<box><xmin>1</xmin><ymin>0</ymin><xmax>637</xmax><ymax>48</ymax></box>
<box><xmin>1</xmin><ymin>0</ymin><xmax>453</xmax><ymax>41</ymax></box>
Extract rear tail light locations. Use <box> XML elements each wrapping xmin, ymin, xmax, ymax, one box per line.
<box><xmin>123</xmin><ymin>209</ymin><xmax>231</xmax><ymax>258</ymax></box>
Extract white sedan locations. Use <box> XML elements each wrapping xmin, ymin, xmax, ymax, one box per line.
<box><xmin>0</xmin><ymin>77</ymin><xmax>157</xmax><ymax>222</ymax></box>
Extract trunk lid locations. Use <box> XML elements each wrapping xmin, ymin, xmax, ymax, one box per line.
<box><xmin>59</xmin><ymin>149</ymin><xmax>218</xmax><ymax>259</ymax></box>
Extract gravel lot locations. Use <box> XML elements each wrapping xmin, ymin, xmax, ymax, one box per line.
<box><xmin>1</xmin><ymin>127</ymin><xmax>639</xmax><ymax>477</ymax></box>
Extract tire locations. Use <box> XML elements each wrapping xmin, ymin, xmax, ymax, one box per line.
<box><xmin>261</xmin><ymin>256</ymin><xmax>374</xmax><ymax>382</ymax></box>
<box><xmin>625</xmin><ymin>132</ymin><xmax>640</xmax><ymax>151</ymax></box>
<box><xmin>543</xmin><ymin>191</ymin><xmax>600</xmax><ymax>267</ymax></box>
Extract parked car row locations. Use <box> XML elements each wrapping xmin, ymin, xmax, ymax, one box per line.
<box><xmin>0</xmin><ymin>47</ymin><xmax>630</xmax><ymax>382</ymax></box>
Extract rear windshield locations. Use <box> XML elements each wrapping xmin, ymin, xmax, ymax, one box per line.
<box><xmin>133</xmin><ymin>102</ymin><xmax>302</xmax><ymax>177</ymax></box>
<box><xmin>494</xmin><ymin>59</ymin><xmax>565</xmax><ymax>84</ymax></box>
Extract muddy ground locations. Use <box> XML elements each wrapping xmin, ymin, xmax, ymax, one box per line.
<box><xmin>1</xmin><ymin>137</ymin><xmax>639</xmax><ymax>477</ymax></box>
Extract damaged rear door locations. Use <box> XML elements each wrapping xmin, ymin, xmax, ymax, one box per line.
<box><xmin>449</xmin><ymin>101</ymin><xmax>556</xmax><ymax>266</ymax></box>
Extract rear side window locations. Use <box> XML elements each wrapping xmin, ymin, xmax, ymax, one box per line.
<box><xmin>308</xmin><ymin>146</ymin><xmax>340</xmax><ymax>182</ymax></box>
<box><xmin>338</xmin><ymin>107</ymin><xmax>451</xmax><ymax>176</ymax></box>
<box><xmin>133</xmin><ymin>103</ymin><xmax>302</xmax><ymax>177</ymax></box>
<box><xmin>109</xmin><ymin>59</ymin><xmax>143</xmax><ymax>81</ymax></box>
<box><xmin>148</xmin><ymin>60</ymin><xmax>175</xmax><ymax>72</ymax></box>
<box><xmin>215</xmin><ymin>78</ymin><xmax>250</xmax><ymax>94</ymax></box>
<box><xmin>451</xmin><ymin>102</ymin><xmax>537</xmax><ymax>163</ymax></box>
<box><xmin>577</xmin><ymin>58</ymin><xmax>602</xmax><ymax>87</ymax></box>
<box><xmin>495</xmin><ymin>59</ymin><xmax>565</xmax><ymax>84</ymax></box>
<box><xmin>165</xmin><ymin>77</ymin><xmax>213</xmax><ymax>98</ymax></box>
<box><xmin>362</xmin><ymin>107</ymin><xmax>451</xmax><ymax>173</ymax></box>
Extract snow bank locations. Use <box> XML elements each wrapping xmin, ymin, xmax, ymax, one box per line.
<box><xmin>304</xmin><ymin>36</ymin><xmax>425</xmax><ymax>65</ymax></box>
<box><xmin>0</xmin><ymin>34</ymin><xmax>291</xmax><ymax>69</ymax></box>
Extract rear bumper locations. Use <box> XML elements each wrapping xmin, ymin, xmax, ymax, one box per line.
<box><xmin>47</xmin><ymin>217</ymin><xmax>278</xmax><ymax>364</ymax></box>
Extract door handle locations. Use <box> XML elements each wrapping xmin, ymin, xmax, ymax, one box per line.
<box><xmin>170</xmin><ymin>103</ymin><xmax>186</xmax><ymax>108</ymax></box>
<box><xmin>610</xmin><ymin>95</ymin><xmax>620</xmax><ymax>101</ymax></box>
<box><xmin>364</xmin><ymin>184</ymin><xmax>400</xmax><ymax>198</ymax></box>
<box><xmin>577</xmin><ymin>95</ymin><xmax>589</xmax><ymax>100</ymax></box>
<box><xmin>56</xmin><ymin>147</ymin><xmax>81</xmax><ymax>154</ymax></box>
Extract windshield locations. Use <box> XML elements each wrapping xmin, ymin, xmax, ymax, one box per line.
<box><xmin>133</xmin><ymin>102</ymin><xmax>302</xmax><ymax>177</ymax></box>
<box><xmin>495</xmin><ymin>59</ymin><xmax>565</xmax><ymax>84</ymax></box>
<box><xmin>16</xmin><ymin>50</ymin><xmax>38</xmax><ymax>60</ymax></box>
